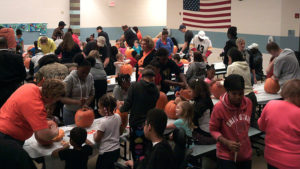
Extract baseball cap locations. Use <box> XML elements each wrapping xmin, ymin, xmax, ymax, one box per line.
<box><xmin>59</xmin><ymin>21</ymin><xmax>66</xmax><ymax>26</ymax></box>
<box><xmin>197</xmin><ymin>31</ymin><xmax>208</xmax><ymax>40</ymax></box>
<box><xmin>179</xmin><ymin>24</ymin><xmax>186</xmax><ymax>30</ymax></box>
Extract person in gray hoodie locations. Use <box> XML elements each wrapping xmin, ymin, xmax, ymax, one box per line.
<box><xmin>86</xmin><ymin>50</ymin><xmax>107</xmax><ymax>116</ymax></box>
<box><xmin>186</xmin><ymin>51</ymin><xmax>207</xmax><ymax>84</ymax></box>
<box><xmin>266</xmin><ymin>42</ymin><xmax>300</xmax><ymax>86</ymax></box>
<box><xmin>61</xmin><ymin>54</ymin><xmax>95</xmax><ymax>125</ymax></box>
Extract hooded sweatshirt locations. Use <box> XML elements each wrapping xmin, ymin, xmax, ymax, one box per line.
<box><xmin>209</xmin><ymin>93</ymin><xmax>252</xmax><ymax>162</ymax></box>
<box><xmin>274</xmin><ymin>48</ymin><xmax>300</xmax><ymax>86</ymax></box>
<box><xmin>90</xmin><ymin>59</ymin><xmax>107</xmax><ymax>81</ymax></box>
<box><xmin>186</xmin><ymin>62</ymin><xmax>207</xmax><ymax>83</ymax></box>
<box><xmin>120</xmin><ymin>80</ymin><xmax>159</xmax><ymax>127</ymax></box>
<box><xmin>63</xmin><ymin>70</ymin><xmax>95</xmax><ymax>111</ymax></box>
<box><xmin>226</xmin><ymin>61</ymin><xmax>253</xmax><ymax>95</ymax></box>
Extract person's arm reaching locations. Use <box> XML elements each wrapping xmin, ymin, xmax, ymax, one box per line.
<box><xmin>179</xmin><ymin>73</ymin><xmax>188</xmax><ymax>88</ymax></box>
<box><xmin>104</xmin><ymin>57</ymin><xmax>109</xmax><ymax>68</ymax></box>
<box><xmin>257</xmin><ymin>103</ymin><xmax>269</xmax><ymax>131</ymax></box>
<box><xmin>51</xmin><ymin>141</ymin><xmax>70</xmax><ymax>158</ymax></box>
<box><xmin>180</xmin><ymin>42</ymin><xmax>188</xmax><ymax>54</ymax></box>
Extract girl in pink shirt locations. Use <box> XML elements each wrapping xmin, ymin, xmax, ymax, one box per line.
<box><xmin>258</xmin><ymin>79</ymin><xmax>300</xmax><ymax>169</ymax></box>
<box><xmin>210</xmin><ymin>74</ymin><xmax>252</xmax><ymax>169</ymax></box>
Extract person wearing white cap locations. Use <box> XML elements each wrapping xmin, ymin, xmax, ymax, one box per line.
<box><xmin>190</xmin><ymin>31</ymin><xmax>213</xmax><ymax>62</ymax></box>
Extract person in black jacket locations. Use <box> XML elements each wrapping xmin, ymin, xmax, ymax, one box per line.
<box><xmin>97</xmin><ymin>26</ymin><xmax>110</xmax><ymax>46</ymax></box>
<box><xmin>120</xmin><ymin>69</ymin><xmax>159</xmax><ymax>162</ymax></box>
<box><xmin>0</xmin><ymin>37</ymin><xmax>26</xmax><ymax>108</ymax></box>
<box><xmin>122</xmin><ymin>25</ymin><xmax>138</xmax><ymax>48</ymax></box>
<box><xmin>221</xmin><ymin>26</ymin><xmax>238</xmax><ymax>66</ymax></box>
<box><xmin>125</xmin><ymin>109</ymin><xmax>177</xmax><ymax>169</ymax></box>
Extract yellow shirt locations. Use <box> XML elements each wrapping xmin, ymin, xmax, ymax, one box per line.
<box><xmin>38</xmin><ymin>37</ymin><xmax>56</xmax><ymax>54</ymax></box>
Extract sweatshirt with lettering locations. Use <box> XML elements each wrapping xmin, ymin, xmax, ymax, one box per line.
<box><xmin>209</xmin><ymin>93</ymin><xmax>252</xmax><ymax>161</ymax></box>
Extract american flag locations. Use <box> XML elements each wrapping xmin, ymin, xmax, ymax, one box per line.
<box><xmin>183</xmin><ymin>0</ymin><xmax>231</xmax><ymax>29</ymax></box>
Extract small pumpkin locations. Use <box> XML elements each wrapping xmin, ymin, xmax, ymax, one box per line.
<box><xmin>75</xmin><ymin>108</ymin><xmax>95</xmax><ymax>128</ymax></box>
<box><xmin>125</xmin><ymin>48</ymin><xmax>134</xmax><ymax>59</ymax></box>
<box><xmin>120</xmin><ymin>64</ymin><xmax>133</xmax><ymax>75</ymax></box>
<box><xmin>180</xmin><ymin>59</ymin><xmax>189</xmax><ymax>64</ymax></box>
<box><xmin>115</xmin><ymin>109</ymin><xmax>128</xmax><ymax>130</ymax></box>
<box><xmin>210</xmin><ymin>81</ymin><xmax>226</xmax><ymax>99</ymax></box>
<box><xmin>173</xmin><ymin>45</ymin><xmax>178</xmax><ymax>54</ymax></box>
<box><xmin>156</xmin><ymin>92</ymin><xmax>168</xmax><ymax>110</ymax></box>
<box><xmin>264</xmin><ymin>78</ymin><xmax>280</xmax><ymax>94</ymax></box>
<box><xmin>52</xmin><ymin>129</ymin><xmax>65</xmax><ymax>142</ymax></box>
<box><xmin>176</xmin><ymin>89</ymin><xmax>193</xmax><ymax>100</ymax></box>
<box><xmin>164</xmin><ymin>100</ymin><xmax>177</xmax><ymax>119</ymax></box>
<box><xmin>35</xmin><ymin>120</ymin><xmax>57</xmax><ymax>146</ymax></box>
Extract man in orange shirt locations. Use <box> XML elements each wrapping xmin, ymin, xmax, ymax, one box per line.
<box><xmin>0</xmin><ymin>79</ymin><xmax>65</xmax><ymax>145</ymax></box>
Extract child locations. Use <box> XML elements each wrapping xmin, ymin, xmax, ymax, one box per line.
<box><xmin>125</xmin><ymin>109</ymin><xmax>176</xmax><ymax>169</ymax></box>
<box><xmin>209</xmin><ymin>74</ymin><xmax>252</xmax><ymax>169</ymax></box>
<box><xmin>118</xmin><ymin>41</ymin><xmax>126</xmax><ymax>55</ymax></box>
<box><xmin>186</xmin><ymin>51</ymin><xmax>207</xmax><ymax>84</ymax></box>
<box><xmin>120</xmin><ymin>69</ymin><xmax>159</xmax><ymax>162</ymax></box>
<box><xmin>52</xmin><ymin>127</ymin><xmax>93</xmax><ymax>169</ymax></box>
<box><xmin>172</xmin><ymin>54</ymin><xmax>184</xmax><ymax>73</ymax></box>
<box><xmin>28</xmin><ymin>41</ymin><xmax>39</xmax><ymax>57</ymax></box>
<box><xmin>205</xmin><ymin>64</ymin><xmax>215</xmax><ymax>84</ymax></box>
<box><xmin>94</xmin><ymin>94</ymin><xmax>124</xmax><ymax>169</ymax></box>
<box><xmin>138</xmin><ymin>62</ymin><xmax>162</xmax><ymax>90</ymax></box>
<box><xmin>166</xmin><ymin>101</ymin><xmax>194</xmax><ymax>137</ymax></box>
<box><xmin>16</xmin><ymin>29</ymin><xmax>24</xmax><ymax>54</ymax></box>
<box><xmin>114</xmin><ymin>53</ymin><xmax>125</xmax><ymax>75</ymax></box>
<box><xmin>189</xmin><ymin>79</ymin><xmax>215</xmax><ymax>145</ymax></box>
<box><xmin>133</xmin><ymin>40</ymin><xmax>142</xmax><ymax>55</ymax></box>
<box><xmin>115</xmin><ymin>39</ymin><xmax>120</xmax><ymax>49</ymax></box>
<box><xmin>113</xmin><ymin>74</ymin><xmax>131</xmax><ymax>102</ymax></box>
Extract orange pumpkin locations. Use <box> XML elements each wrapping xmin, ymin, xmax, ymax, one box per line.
<box><xmin>115</xmin><ymin>109</ymin><xmax>128</xmax><ymax>129</ymax></box>
<box><xmin>180</xmin><ymin>59</ymin><xmax>189</xmax><ymax>64</ymax></box>
<box><xmin>35</xmin><ymin>120</ymin><xmax>57</xmax><ymax>146</ymax></box>
<box><xmin>52</xmin><ymin>129</ymin><xmax>65</xmax><ymax>142</ymax></box>
<box><xmin>125</xmin><ymin>48</ymin><xmax>134</xmax><ymax>59</ymax></box>
<box><xmin>120</xmin><ymin>64</ymin><xmax>133</xmax><ymax>75</ymax></box>
<box><xmin>210</xmin><ymin>81</ymin><xmax>226</xmax><ymax>99</ymax></box>
<box><xmin>176</xmin><ymin>89</ymin><xmax>193</xmax><ymax>100</ymax></box>
<box><xmin>164</xmin><ymin>100</ymin><xmax>177</xmax><ymax>119</ymax></box>
<box><xmin>75</xmin><ymin>108</ymin><xmax>95</xmax><ymax>128</ymax></box>
<box><xmin>24</xmin><ymin>58</ymin><xmax>31</xmax><ymax>69</ymax></box>
<box><xmin>173</xmin><ymin>45</ymin><xmax>178</xmax><ymax>54</ymax></box>
<box><xmin>156</xmin><ymin>92</ymin><xmax>168</xmax><ymax>110</ymax></box>
<box><xmin>264</xmin><ymin>78</ymin><xmax>280</xmax><ymax>94</ymax></box>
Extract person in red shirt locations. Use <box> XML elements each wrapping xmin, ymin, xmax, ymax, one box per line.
<box><xmin>0</xmin><ymin>79</ymin><xmax>65</xmax><ymax>145</ymax></box>
<box><xmin>258</xmin><ymin>79</ymin><xmax>300</xmax><ymax>169</ymax></box>
<box><xmin>210</xmin><ymin>74</ymin><xmax>252</xmax><ymax>169</ymax></box>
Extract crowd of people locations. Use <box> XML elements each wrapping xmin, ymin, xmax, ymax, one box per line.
<box><xmin>0</xmin><ymin>21</ymin><xmax>300</xmax><ymax>169</ymax></box>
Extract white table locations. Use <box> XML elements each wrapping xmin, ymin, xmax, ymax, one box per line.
<box><xmin>107</xmin><ymin>74</ymin><xmax>136</xmax><ymax>92</ymax></box>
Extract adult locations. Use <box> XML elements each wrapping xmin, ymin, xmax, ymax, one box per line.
<box><xmin>226</xmin><ymin>48</ymin><xmax>257</xmax><ymax>127</ymax></box>
<box><xmin>38</xmin><ymin>36</ymin><xmax>57</xmax><ymax>54</ymax></box>
<box><xmin>97</xmin><ymin>26</ymin><xmax>110</xmax><ymax>46</ymax></box>
<box><xmin>178</xmin><ymin>24</ymin><xmax>194</xmax><ymax>55</ymax></box>
<box><xmin>157</xmin><ymin>47</ymin><xmax>188</xmax><ymax>93</ymax></box>
<box><xmin>155</xmin><ymin>30</ymin><xmax>174</xmax><ymax>57</ymax></box>
<box><xmin>67</xmin><ymin>28</ymin><xmax>81</xmax><ymax>47</ymax></box>
<box><xmin>105</xmin><ymin>46</ymin><xmax>118</xmax><ymax>75</ymax></box>
<box><xmin>221</xmin><ymin>26</ymin><xmax>238</xmax><ymax>66</ymax></box>
<box><xmin>0</xmin><ymin>79</ymin><xmax>64</xmax><ymax>145</ymax></box>
<box><xmin>138</xmin><ymin>36</ymin><xmax>156</xmax><ymax>68</ymax></box>
<box><xmin>61</xmin><ymin>54</ymin><xmax>95</xmax><ymax>125</ymax></box>
<box><xmin>248</xmin><ymin>43</ymin><xmax>264</xmax><ymax>81</ymax></box>
<box><xmin>190</xmin><ymin>31</ymin><xmax>213</xmax><ymax>60</ymax></box>
<box><xmin>266</xmin><ymin>42</ymin><xmax>300</xmax><ymax>86</ymax></box>
<box><xmin>122</xmin><ymin>25</ymin><xmax>138</xmax><ymax>48</ymax></box>
<box><xmin>236</xmin><ymin>38</ymin><xmax>257</xmax><ymax>84</ymax></box>
<box><xmin>0</xmin><ymin>26</ymin><xmax>16</xmax><ymax>50</ymax></box>
<box><xmin>0</xmin><ymin>37</ymin><xmax>26</xmax><ymax>108</ymax></box>
<box><xmin>55</xmin><ymin>32</ymin><xmax>82</xmax><ymax>63</ymax></box>
<box><xmin>258</xmin><ymin>79</ymin><xmax>300</xmax><ymax>169</ymax></box>
<box><xmin>83</xmin><ymin>36</ymin><xmax>109</xmax><ymax>68</ymax></box>
<box><xmin>133</xmin><ymin>26</ymin><xmax>142</xmax><ymax>40</ymax></box>
<box><xmin>52</xmin><ymin>21</ymin><xmax>66</xmax><ymax>41</ymax></box>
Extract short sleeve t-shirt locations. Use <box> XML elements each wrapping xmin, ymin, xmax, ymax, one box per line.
<box><xmin>160</xmin><ymin>60</ymin><xmax>181</xmax><ymax>93</ymax></box>
<box><xmin>184</xmin><ymin>30</ymin><xmax>194</xmax><ymax>50</ymax></box>
<box><xmin>0</xmin><ymin>84</ymin><xmax>48</xmax><ymax>141</ymax></box>
<box><xmin>97</xmin><ymin>114</ymin><xmax>121</xmax><ymax>154</ymax></box>
<box><xmin>58</xmin><ymin>145</ymin><xmax>93</xmax><ymax>169</ymax></box>
<box><xmin>173</xmin><ymin>119</ymin><xmax>192</xmax><ymax>137</ymax></box>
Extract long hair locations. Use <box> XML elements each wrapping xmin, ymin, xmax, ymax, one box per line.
<box><xmin>178</xmin><ymin>101</ymin><xmax>194</xmax><ymax>130</ymax></box>
<box><xmin>61</xmin><ymin>32</ymin><xmax>75</xmax><ymax>52</ymax></box>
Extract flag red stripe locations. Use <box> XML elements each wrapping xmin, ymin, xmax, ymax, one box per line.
<box><xmin>183</xmin><ymin>17</ymin><xmax>230</xmax><ymax>24</ymax></box>
<box><xmin>199</xmin><ymin>1</ymin><xmax>231</xmax><ymax>6</ymax></box>
<box><xmin>183</xmin><ymin>23</ymin><xmax>231</xmax><ymax>29</ymax></box>
<box><xmin>200</xmin><ymin>7</ymin><xmax>231</xmax><ymax>12</ymax></box>
<box><xmin>183</xmin><ymin>12</ymin><xmax>230</xmax><ymax>18</ymax></box>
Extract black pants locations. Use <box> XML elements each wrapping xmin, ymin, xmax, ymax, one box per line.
<box><xmin>246</xmin><ymin>92</ymin><xmax>258</xmax><ymax>128</ymax></box>
<box><xmin>130</xmin><ymin>126</ymin><xmax>151</xmax><ymax>162</ymax></box>
<box><xmin>91</xmin><ymin>79</ymin><xmax>107</xmax><ymax>118</ymax></box>
<box><xmin>96</xmin><ymin>149</ymin><xmax>120</xmax><ymax>169</ymax></box>
<box><xmin>217</xmin><ymin>158</ymin><xmax>251</xmax><ymax>169</ymax></box>
<box><xmin>0</xmin><ymin>132</ymin><xmax>24</xmax><ymax>146</ymax></box>
<box><xmin>268</xmin><ymin>164</ymin><xmax>278</xmax><ymax>169</ymax></box>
